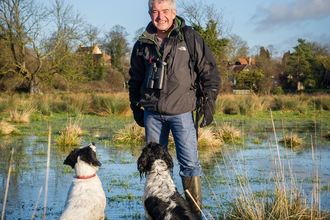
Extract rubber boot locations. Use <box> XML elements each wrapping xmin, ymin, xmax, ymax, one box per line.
<box><xmin>182</xmin><ymin>176</ymin><xmax>202</xmax><ymax>220</ymax></box>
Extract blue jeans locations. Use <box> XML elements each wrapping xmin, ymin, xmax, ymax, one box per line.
<box><xmin>144</xmin><ymin>109</ymin><xmax>201</xmax><ymax>178</ymax></box>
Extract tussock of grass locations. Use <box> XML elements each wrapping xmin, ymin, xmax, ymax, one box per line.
<box><xmin>8</xmin><ymin>106</ymin><xmax>36</xmax><ymax>123</ymax></box>
<box><xmin>0</xmin><ymin>121</ymin><xmax>18</xmax><ymax>135</ymax></box>
<box><xmin>314</xmin><ymin>95</ymin><xmax>330</xmax><ymax>110</ymax></box>
<box><xmin>113</xmin><ymin>123</ymin><xmax>145</xmax><ymax>143</ymax></box>
<box><xmin>55</xmin><ymin>118</ymin><xmax>84</xmax><ymax>146</ymax></box>
<box><xmin>113</xmin><ymin>124</ymin><xmax>223</xmax><ymax>147</ymax></box>
<box><xmin>279</xmin><ymin>133</ymin><xmax>303</xmax><ymax>147</ymax></box>
<box><xmin>197</xmin><ymin>127</ymin><xmax>223</xmax><ymax>147</ymax></box>
<box><xmin>215</xmin><ymin>123</ymin><xmax>241</xmax><ymax>141</ymax></box>
<box><xmin>90</xmin><ymin>93</ymin><xmax>131</xmax><ymax>117</ymax></box>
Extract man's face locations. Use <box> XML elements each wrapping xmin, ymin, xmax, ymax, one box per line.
<box><xmin>149</xmin><ymin>1</ymin><xmax>177</xmax><ymax>34</ymax></box>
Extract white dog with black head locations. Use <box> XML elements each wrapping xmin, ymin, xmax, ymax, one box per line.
<box><xmin>59</xmin><ymin>142</ymin><xmax>106</xmax><ymax>220</ymax></box>
<box><xmin>137</xmin><ymin>142</ymin><xmax>196</xmax><ymax>220</ymax></box>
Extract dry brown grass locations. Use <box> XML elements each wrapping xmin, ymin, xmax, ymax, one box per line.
<box><xmin>7</xmin><ymin>106</ymin><xmax>36</xmax><ymax>123</ymax></box>
<box><xmin>113</xmin><ymin>123</ymin><xmax>145</xmax><ymax>143</ymax></box>
<box><xmin>279</xmin><ymin>133</ymin><xmax>304</xmax><ymax>148</ymax></box>
<box><xmin>55</xmin><ymin>118</ymin><xmax>84</xmax><ymax>146</ymax></box>
<box><xmin>89</xmin><ymin>92</ymin><xmax>131</xmax><ymax>117</ymax></box>
<box><xmin>197</xmin><ymin>127</ymin><xmax>223</xmax><ymax>147</ymax></box>
<box><xmin>113</xmin><ymin>123</ymin><xmax>223</xmax><ymax>147</ymax></box>
<box><xmin>0</xmin><ymin>121</ymin><xmax>17</xmax><ymax>135</ymax></box>
<box><xmin>215</xmin><ymin>122</ymin><xmax>241</xmax><ymax>141</ymax></box>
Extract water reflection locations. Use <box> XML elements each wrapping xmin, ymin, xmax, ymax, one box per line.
<box><xmin>0</xmin><ymin>117</ymin><xmax>329</xmax><ymax>219</ymax></box>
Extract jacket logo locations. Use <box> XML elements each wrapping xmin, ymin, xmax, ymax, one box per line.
<box><xmin>178</xmin><ymin>46</ymin><xmax>187</xmax><ymax>51</ymax></box>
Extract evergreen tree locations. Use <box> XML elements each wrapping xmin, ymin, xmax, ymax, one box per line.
<box><xmin>259</xmin><ymin>47</ymin><xmax>270</xmax><ymax>60</ymax></box>
<box><xmin>286</xmin><ymin>39</ymin><xmax>317</xmax><ymax>87</ymax></box>
<box><xmin>192</xmin><ymin>20</ymin><xmax>229</xmax><ymax>62</ymax></box>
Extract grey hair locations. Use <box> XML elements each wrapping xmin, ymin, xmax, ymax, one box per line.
<box><xmin>148</xmin><ymin>0</ymin><xmax>176</xmax><ymax>12</ymax></box>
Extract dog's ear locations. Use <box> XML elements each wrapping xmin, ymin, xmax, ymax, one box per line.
<box><xmin>79</xmin><ymin>146</ymin><xmax>102</xmax><ymax>167</ymax></box>
<box><xmin>137</xmin><ymin>145</ymin><xmax>151</xmax><ymax>178</ymax></box>
<box><xmin>64</xmin><ymin>148</ymin><xmax>80</xmax><ymax>169</ymax></box>
<box><xmin>159</xmin><ymin>146</ymin><xmax>174</xmax><ymax>170</ymax></box>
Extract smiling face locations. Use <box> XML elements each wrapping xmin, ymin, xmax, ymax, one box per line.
<box><xmin>149</xmin><ymin>0</ymin><xmax>177</xmax><ymax>35</ymax></box>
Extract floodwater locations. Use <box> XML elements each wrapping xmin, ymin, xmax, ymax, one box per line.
<box><xmin>0</xmin><ymin>116</ymin><xmax>330</xmax><ymax>219</ymax></box>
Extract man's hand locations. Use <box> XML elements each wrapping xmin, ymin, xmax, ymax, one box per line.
<box><xmin>197</xmin><ymin>98</ymin><xmax>214</xmax><ymax>128</ymax></box>
<box><xmin>131</xmin><ymin>103</ymin><xmax>144</xmax><ymax>127</ymax></box>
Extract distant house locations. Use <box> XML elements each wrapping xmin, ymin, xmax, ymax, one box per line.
<box><xmin>226</xmin><ymin>56</ymin><xmax>255</xmax><ymax>87</ymax></box>
<box><xmin>77</xmin><ymin>43</ymin><xmax>111</xmax><ymax>67</ymax></box>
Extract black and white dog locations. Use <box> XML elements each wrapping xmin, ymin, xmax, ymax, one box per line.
<box><xmin>59</xmin><ymin>142</ymin><xmax>106</xmax><ymax>220</ymax></box>
<box><xmin>137</xmin><ymin>142</ymin><xmax>196</xmax><ymax>220</ymax></box>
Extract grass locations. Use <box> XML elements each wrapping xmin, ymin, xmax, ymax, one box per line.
<box><xmin>279</xmin><ymin>133</ymin><xmax>304</xmax><ymax>148</ymax></box>
<box><xmin>215</xmin><ymin>123</ymin><xmax>241</xmax><ymax>141</ymax></box>
<box><xmin>7</xmin><ymin>106</ymin><xmax>36</xmax><ymax>123</ymax></box>
<box><xmin>55</xmin><ymin>117</ymin><xmax>84</xmax><ymax>147</ymax></box>
<box><xmin>113</xmin><ymin>123</ymin><xmax>145</xmax><ymax>143</ymax></box>
<box><xmin>113</xmin><ymin>123</ymin><xmax>224</xmax><ymax>147</ymax></box>
<box><xmin>0</xmin><ymin>121</ymin><xmax>19</xmax><ymax>135</ymax></box>
<box><xmin>1</xmin><ymin>93</ymin><xmax>330</xmax><ymax>120</ymax></box>
<box><xmin>201</xmin><ymin>111</ymin><xmax>329</xmax><ymax>220</ymax></box>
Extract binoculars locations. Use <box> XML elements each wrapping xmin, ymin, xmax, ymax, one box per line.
<box><xmin>146</xmin><ymin>58</ymin><xmax>167</xmax><ymax>90</ymax></box>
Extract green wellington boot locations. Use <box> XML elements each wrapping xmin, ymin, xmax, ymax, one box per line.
<box><xmin>182</xmin><ymin>176</ymin><xmax>202</xmax><ymax>220</ymax></box>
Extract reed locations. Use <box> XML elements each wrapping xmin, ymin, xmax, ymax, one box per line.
<box><xmin>1</xmin><ymin>148</ymin><xmax>14</xmax><ymax>220</ymax></box>
<box><xmin>203</xmin><ymin>111</ymin><xmax>329</xmax><ymax>219</ymax></box>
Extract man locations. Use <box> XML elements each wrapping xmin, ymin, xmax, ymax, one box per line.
<box><xmin>128</xmin><ymin>0</ymin><xmax>220</xmax><ymax>218</ymax></box>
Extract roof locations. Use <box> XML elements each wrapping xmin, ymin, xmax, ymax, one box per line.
<box><xmin>238</xmin><ymin>58</ymin><xmax>248</xmax><ymax>65</ymax></box>
<box><xmin>232</xmin><ymin>64</ymin><xmax>248</xmax><ymax>72</ymax></box>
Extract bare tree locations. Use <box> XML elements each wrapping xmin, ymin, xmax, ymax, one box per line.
<box><xmin>177</xmin><ymin>0</ymin><xmax>233</xmax><ymax>38</ymax></box>
<box><xmin>0</xmin><ymin>0</ymin><xmax>85</xmax><ymax>94</ymax></box>
<box><xmin>223</xmin><ymin>34</ymin><xmax>249</xmax><ymax>62</ymax></box>
<box><xmin>84</xmin><ymin>24</ymin><xmax>103</xmax><ymax>47</ymax></box>
<box><xmin>132</xmin><ymin>27</ymin><xmax>145</xmax><ymax>43</ymax></box>
<box><xmin>306</xmin><ymin>41</ymin><xmax>330</xmax><ymax>58</ymax></box>
<box><xmin>100</xmin><ymin>25</ymin><xmax>130</xmax><ymax>72</ymax></box>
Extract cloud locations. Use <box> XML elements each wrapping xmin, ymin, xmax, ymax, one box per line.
<box><xmin>251</xmin><ymin>0</ymin><xmax>330</xmax><ymax>32</ymax></box>
<box><xmin>275</xmin><ymin>32</ymin><xmax>330</xmax><ymax>53</ymax></box>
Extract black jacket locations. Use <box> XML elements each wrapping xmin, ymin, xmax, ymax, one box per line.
<box><xmin>129</xmin><ymin>16</ymin><xmax>220</xmax><ymax>115</ymax></box>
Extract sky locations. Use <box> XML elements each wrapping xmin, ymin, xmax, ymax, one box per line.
<box><xmin>66</xmin><ymin>0</ymin><xmax>330</xmax><ymax>57</ymax></box>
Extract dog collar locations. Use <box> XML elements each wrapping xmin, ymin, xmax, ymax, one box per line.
<box><xmin>76</xmin><ymin>174</ymin><xmax>96</xmax><ymax>179</ymax></box>
<box><xmin>149</xmin><ymin>169</ymin><xmax>168</xmax><ymax>175</ymax></box>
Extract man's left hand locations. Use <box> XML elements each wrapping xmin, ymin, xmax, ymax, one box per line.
<box><xmin>198</xmin><ymin>99</ymin><xmax>214</xmax><ymax>128</ymax></box>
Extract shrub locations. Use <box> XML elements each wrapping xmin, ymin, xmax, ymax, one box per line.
<box><xmin>272</xmin><ymin>86</ymin><xmax>284</xmax><ymax>95</ymax></box>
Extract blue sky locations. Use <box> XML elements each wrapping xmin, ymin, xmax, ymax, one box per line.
<box><xmin>68</xmin><ymin>0</ymin><xmax>330</xmax><ymax>56</ymax></box>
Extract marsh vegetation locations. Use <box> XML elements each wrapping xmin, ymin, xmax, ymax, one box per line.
<box><xmin>0</xmin><ymin>93</ymin><xmax>330</xmax><ymax>219</ymax></box>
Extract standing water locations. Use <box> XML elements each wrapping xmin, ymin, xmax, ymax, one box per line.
<box><xmin>0</xmin><ymin>116</ymin><xmax>329</xmax><ymax>219</ymax></box>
